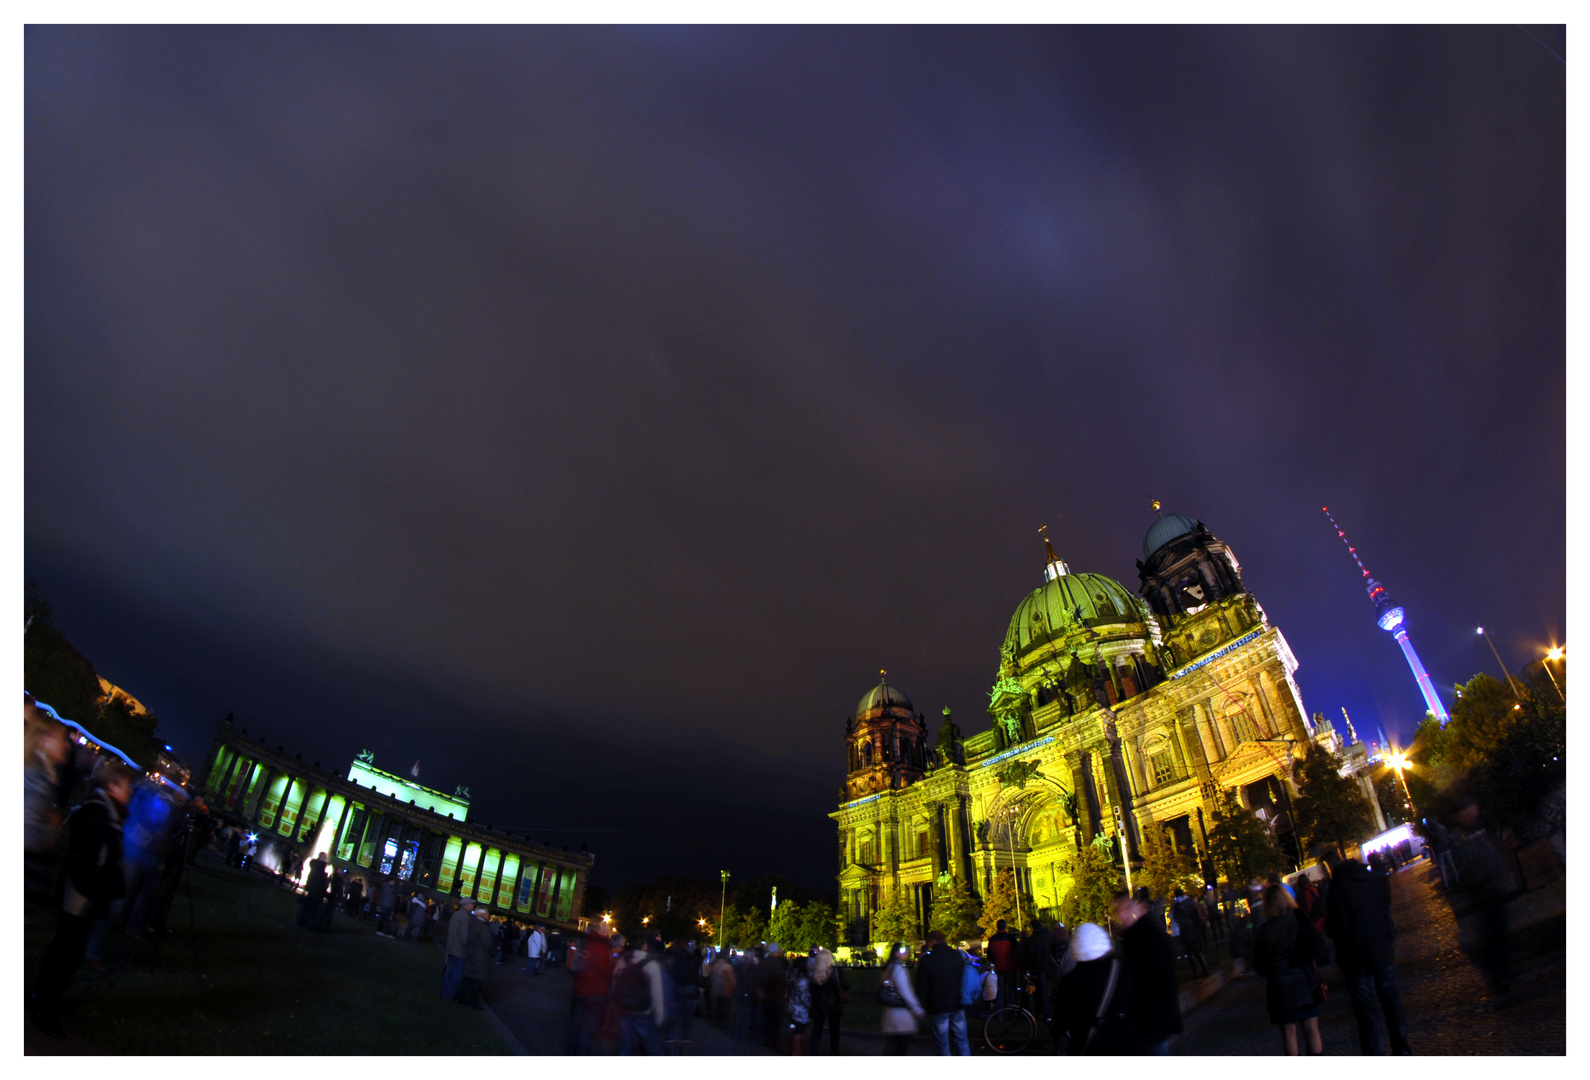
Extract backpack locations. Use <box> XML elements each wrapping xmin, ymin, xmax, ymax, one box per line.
<box><xmin>616</xmin><ymin>958</ymin><xmax>653</xmax><ymax>1013</ymax></box>
<box><xmin>960</xmin><ymin>955</ymin><xmax>983</xmax><ymax>1006</ymax></box>
<box><xmin>981</xmin><ymin>969</ymin><xmax>999</xmax><ymax>1001</ymax></box>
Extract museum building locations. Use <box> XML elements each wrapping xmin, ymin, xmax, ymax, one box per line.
<box><xmin>830</xmin><ymin>509</ymin><xmax>1378</xmax><ymax>946</ymax></box>
<box><xmin>198</xmin><ymin>720</ymin><xmax>592</xmax><ymax>929</ymax></box>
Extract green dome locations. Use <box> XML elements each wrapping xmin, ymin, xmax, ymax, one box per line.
<box><xmin>1002</xmin><ymin>572</ymin><xmax>1147</xmax><ymax>657</ymax></box>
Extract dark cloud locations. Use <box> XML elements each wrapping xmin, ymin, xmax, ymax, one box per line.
<box><xmin>26</xmin><ymin>26</ymin><xmax>1564</xmax><ymax>890</ymax></box>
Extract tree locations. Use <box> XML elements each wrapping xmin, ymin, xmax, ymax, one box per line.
<box><xmin>1136</xmin><ymin>823</ymin><xmax>1203</xmax><ymax>904</ymax></box>
<box><xmin>1206</xmin><ymin>788</ymin><xmax>1289</xmax><ymax>884</ymax></box>
<box><xmin>795</xmin><ymin>900</ymin><xmax>840</xmax><ymax>953</ymax></box>
<box><xmin>929</xmin><ymin>873</ymin><xmax>981</xmax><ymax>941</ymax></box>
<box><xmin>768</xmin><ymin>899</ymin><xmax>805</xmax><ymax>950</ymax></box>
<box><xmin>1412</xmin><ymin>671</ymin><xmax>1567</xmax><ymax>838</ymax></box>
<box><xmin>872</xmin><ymin>885</ymin><xmax>918</xmax><ymax>946</ymax></box>
<box><xmin>1058</xmin><ymin>840</ymin><xmax>1122</xmax><ymax>929</ymax></box>
<box><xmin>979</xmin><ymin>867</ymin><xmax>1036</xmax><ymax>933</ymax></box>
<box><xmin>720</xmin><ymin>903</ymin><xmax>768</xmax><ymax>949</ymax></box>
<box><xmin>1290</xmin><ymin>742</ymin><xmax>1377</xmax><ymax>851</ymax></box>
<box><xmin>24</xmin><ymin>589</ymin><xmax>104</xmax><ymax>726</ymax></box>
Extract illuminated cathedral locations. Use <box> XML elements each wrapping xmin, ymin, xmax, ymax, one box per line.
<box><xmin>831</xmin><ymin>508</ymin><xmax>1347</xmax><ymax>947</ymax></box>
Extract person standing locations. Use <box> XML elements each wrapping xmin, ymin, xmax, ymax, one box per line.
<box><xmin>1322</xmin><ymin>846</ymin><xmax>1412</xmax><ymax>1055</ymax></box>
<box><xmin>321</xmin><ymin>869</ymin><xmax>344</xmax><ymax>932</ymax></box>
<box><xmin>785</xmin><ymin>954</ymin><xmax>812</xmax><ymax>1055</ymax></box>
<box><xmin>915</xmin><ymin>929</ymin><xmax>971</xmax><ymax>1054</ymax></box>
<box><xmin>344</xmin><ymin>875</ymin><xmax>364</xmax><ymax>916</ymax></box>
<box><xmin>408</xmin><ymin>892</ymin><xmax>428</xmax><ymax>942</ymax></box>
<box><xmin>1113</xmin><ymin>890</ymin><xmax>1183</xmax><ymax>1055</ymax></box>
<box><xmin>1171</xmin><ymin>887</ymin><xmax>1210</xmax><ymax>978</ymax></box>
<box><xmin>1024</xmin><ymin>919</ymin><xmax>1057</xmax><ymax>1020</ymax></box>
<box><xmin>732</xmin><ymin>947</ymin><xmax>762</xmax><ymax>1044</ymax></box>
<box><xmin>1204</xmin><ymin>887</ymin><xmax>1226</xmax><ymax>945</ymax></box>
<box><xmin>987</xmin><ymin>919</ymin><xmax>1018</xmax><ymax>1009</ymax></box>
<box><xmin>612</xmin><ymin>937</ymin><xmax>667</xmax><ymax>1055</ymax></box>
<box><xmin>760</xmin><ymin>943</ymin><xmax>789</xmax><ymax>1050</ymax></box>
<box><xmin>524</xmin><ymin>922</ymin><xmax>548</xmax><ymax>975</ymax></box>
<box><xmin>1053</xmin><ymin>923</ymin><xmax>1137</xmax><ymax>1055</ymax></box>
<box><xmin>807</xmin><ymin>947</ymin><xmax>847</xmax><ymax>1054</ymax></box>
<box><xmin>1448</xmin><ymin>798</ymin><xmax>1514</xmax><ymax>993</ymax></box>
<box><xmin>300</xmin><ymin>852</ymin><xmax>329</xmax><ymax>931</ymax></box>
<box><xmin>441</xmin><ymin>898</ymin><xmax>475</xmax><ymax>999</ymax></box>
<box><xmin>29</xmin><ymin>760</ymin><xmax>135</xmax><ymax>1039</ymax></box>
<box><xmin>454</xmin><ymin>905</ymin><xmax>494</xmax><ymax>1009</ymax></box>
<box><xmin>566</xmin><ymin>922</ymin><xmax>616</xmax><ymax>1054</ymax></box>
<box><xmin>667</xmin><ymin>940</ymin><xmax>700</xmax><ymax>1052</ymax></box>
<box><xmin>1251</xmin><ymin>884</ymin><xmax>1329</xmax><ymax>1055</ymax></box>
<box><xmin>708</xmin><ymin>948</ymin><xmax>737</xmax><ymax>1030</ymax></box>
<box><xmin>880</xmin><ymin>941</ymin><xmax>925</xmax><ymax>1055</ymax></box>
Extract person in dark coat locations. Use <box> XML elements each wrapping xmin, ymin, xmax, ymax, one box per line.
<box><xmin>321</xmin><ymin>868</ymin><xmax>345</xmax><ymax>931</ymax></box>
<box><xmin>1114</xmin><ymin>890</ymin><xmax>1183</xmax><ymax>1054</ymax></box>
<box><xmin>806</xmin><ymin>947</ymin><xmax>848</xmax><ymax>1054</ymax></box>
<box><xmin>1053</xmin><ymin>923</ymin><xmax>1138</xmax><ymax>1055</ymax></box>
<box><xmin>915</xmin><ymin>929</ymin><xmax>972</xmax><ymax>1054</ymax></box>
<box><xmin>1170</xmin><ymin>886</ymin><xmax>1209</xmax><ymax>977</ymax></box>
<box><xmin>29</xmin><ymin>760</ymin><xmax>136</xmax><ymax>1039</ymax></box>
<box><xmin>1322</xmin><ymin>846</ymin><xmax>1411</xmax><ymax>1055</ymax></box>
<box><xmin>1251</xmin><ymin>884</ymin><xmax>1329</xmax><ymax>1054</ymax></box>
<box><xmin>454</xmin><ymin>908</ymin><xmax>494</xmax><ymax>1009</ymax></box>
<box><xmin>299</xmin><ymin>852</ymin><xmax>329</xmax><ymax>930</ymax></box>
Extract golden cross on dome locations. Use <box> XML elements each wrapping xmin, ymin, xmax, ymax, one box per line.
<box><xmin>1151</xmin><ymin>499</ymin><xmax>1162</xmax><ymax>515</ymax></box>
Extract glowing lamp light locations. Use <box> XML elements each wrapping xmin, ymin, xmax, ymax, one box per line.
<box><xmin>1476</xmin><ymin>626</ymin><xmax>1485</xmax><ymax>635</ymax></box>
<box><xmin>1547</xmin><ymin>646</ymin><xmax>1564</xmax><ymax>661</ymax></box>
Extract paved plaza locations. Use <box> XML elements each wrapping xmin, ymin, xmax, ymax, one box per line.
<box><xmin>1174</xmin><ymin>860</ymin><xmax>1565</xmax><ymax>1055</ymax></box>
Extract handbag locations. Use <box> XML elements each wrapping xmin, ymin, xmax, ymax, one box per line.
<box><xmin>878</xmin><ymin>977</ymin><xmax>905</xmax><ymax>1007</ymax></box>
<box><xmin>1312</xmin><ymin>959</ymin><xmax>1330</xmax><ymax>1003</ymax></box>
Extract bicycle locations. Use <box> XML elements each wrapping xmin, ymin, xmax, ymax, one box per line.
<box><xmin>981</xmin><ymin>972</ymin><xmax>1042</xmax><ymax>1054</ymax></box>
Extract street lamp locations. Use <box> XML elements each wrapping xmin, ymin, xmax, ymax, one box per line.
<box><xmin>1386</xmin><ymin>750</ymin><xmax>1417</xmax><ymax>819</ymax></box>
<box><xmin>1542</xmin><ymin>646</ymin><xmax>1566</xmax><ymax>703</ymax></box>
<box><xmin>994</xmin><ymin>800</ymin><xmax>1026</xmax><ymax>932</ymax></box>
<box><xmin>1476</xmin><ymin>627</ymin><xmax>1523</xmax><ymax>702</ymax></box>
<box><xmin>719</xmin><ymin>870</ymin><xmax>730</xmax><ymax>952</ymax></box>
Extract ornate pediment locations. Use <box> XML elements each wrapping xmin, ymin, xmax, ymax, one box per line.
<box><xmin>1210</xmin><ymin>741</ymin><xmax>1290</xmax><ymax>787</ymax></box>
<box><xmin>996</xmin><ymin>758</ymin><xmax>1045</xmax><ymax>790</ymax></box>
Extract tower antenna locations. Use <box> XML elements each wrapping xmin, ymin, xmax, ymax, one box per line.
<box><xmin>1322</xmin><ymin>507</ymin><xmax>1450</xmax><ymax>726</ymax></box>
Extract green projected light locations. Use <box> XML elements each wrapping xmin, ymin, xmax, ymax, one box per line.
<box><xmin>347</xmin><ymin>759</ymin><xmax>470</xmax><ymax>820</ymax></box>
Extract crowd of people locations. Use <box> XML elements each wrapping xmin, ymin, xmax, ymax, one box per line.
<box><xmin>24</xmin><ymin>687</ymin><xmax>1529</xmax><ymax>1055</ymax></box>
<box><xmin>559</xmin><ymin>925</ymin><xmax>852</xmax><ymax>1055</ymax></box>
<box><xmin>25</xmin><ymin>695</ymin><xmax>216</xmax><ymax>1038</ymax></box>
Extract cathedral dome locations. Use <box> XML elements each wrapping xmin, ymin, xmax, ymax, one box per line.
<box><xmin>1002</xmin><ymin>572</ymin><xmax>1147</xmax><ymax>658</ymax></box>
<box><xmin>856</xmin><ymin>681</ymin><xmax>913</xmax><ymax>719</ymax></box>
<box><xmin>1143</xmin><ymin>512</ymin><xmax>1199</xmax><ymax>561</ymax></box>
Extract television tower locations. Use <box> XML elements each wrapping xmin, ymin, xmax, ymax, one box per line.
<box><xmin>1322</xmin><ymin>507</ymin><xmax>1450</xmax><ymax>726</ymax></box>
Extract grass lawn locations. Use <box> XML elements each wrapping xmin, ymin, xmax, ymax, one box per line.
<box><xmin>24</xmin><ymin>860</ymin><xmax>507</xmax><ymax>1055</ymax></box>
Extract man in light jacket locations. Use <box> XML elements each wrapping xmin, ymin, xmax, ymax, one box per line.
<box><xmin>525</xmin><ymin>923</ymin><xmax>548</xmax><ymax>975</ymax></box>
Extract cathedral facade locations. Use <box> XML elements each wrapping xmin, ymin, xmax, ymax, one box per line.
<box><xmin>830</xmin><ymin>510</ymin><xmax>1334</xmax><ymax>948</ymax></box>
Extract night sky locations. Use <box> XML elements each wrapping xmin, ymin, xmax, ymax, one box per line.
<box><xmin>25</xmin><ymin>26</ymin><xmax>1565</xmax><ymax>893</ymax></box>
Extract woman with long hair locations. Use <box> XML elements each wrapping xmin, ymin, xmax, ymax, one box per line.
<box><xmin>807</xmin><ymin>947</ymin><xmax>850</xmax><ymax>1054</ymax></box>
<box><xmin>879</xmin><ymin>941</ymin><xmax>924</xmax><ymax>1054</ymax></box>
<box><xmin>1251</xmin><ymin>883</ymin><xmax>1329</xmax><ymax>1054</ymax></box>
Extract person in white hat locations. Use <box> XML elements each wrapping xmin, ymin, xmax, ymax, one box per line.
<box><xmin>1052</xmin><ymin>922</ymin><xmax>1138</xmax><ymax>1055</ymax></box>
